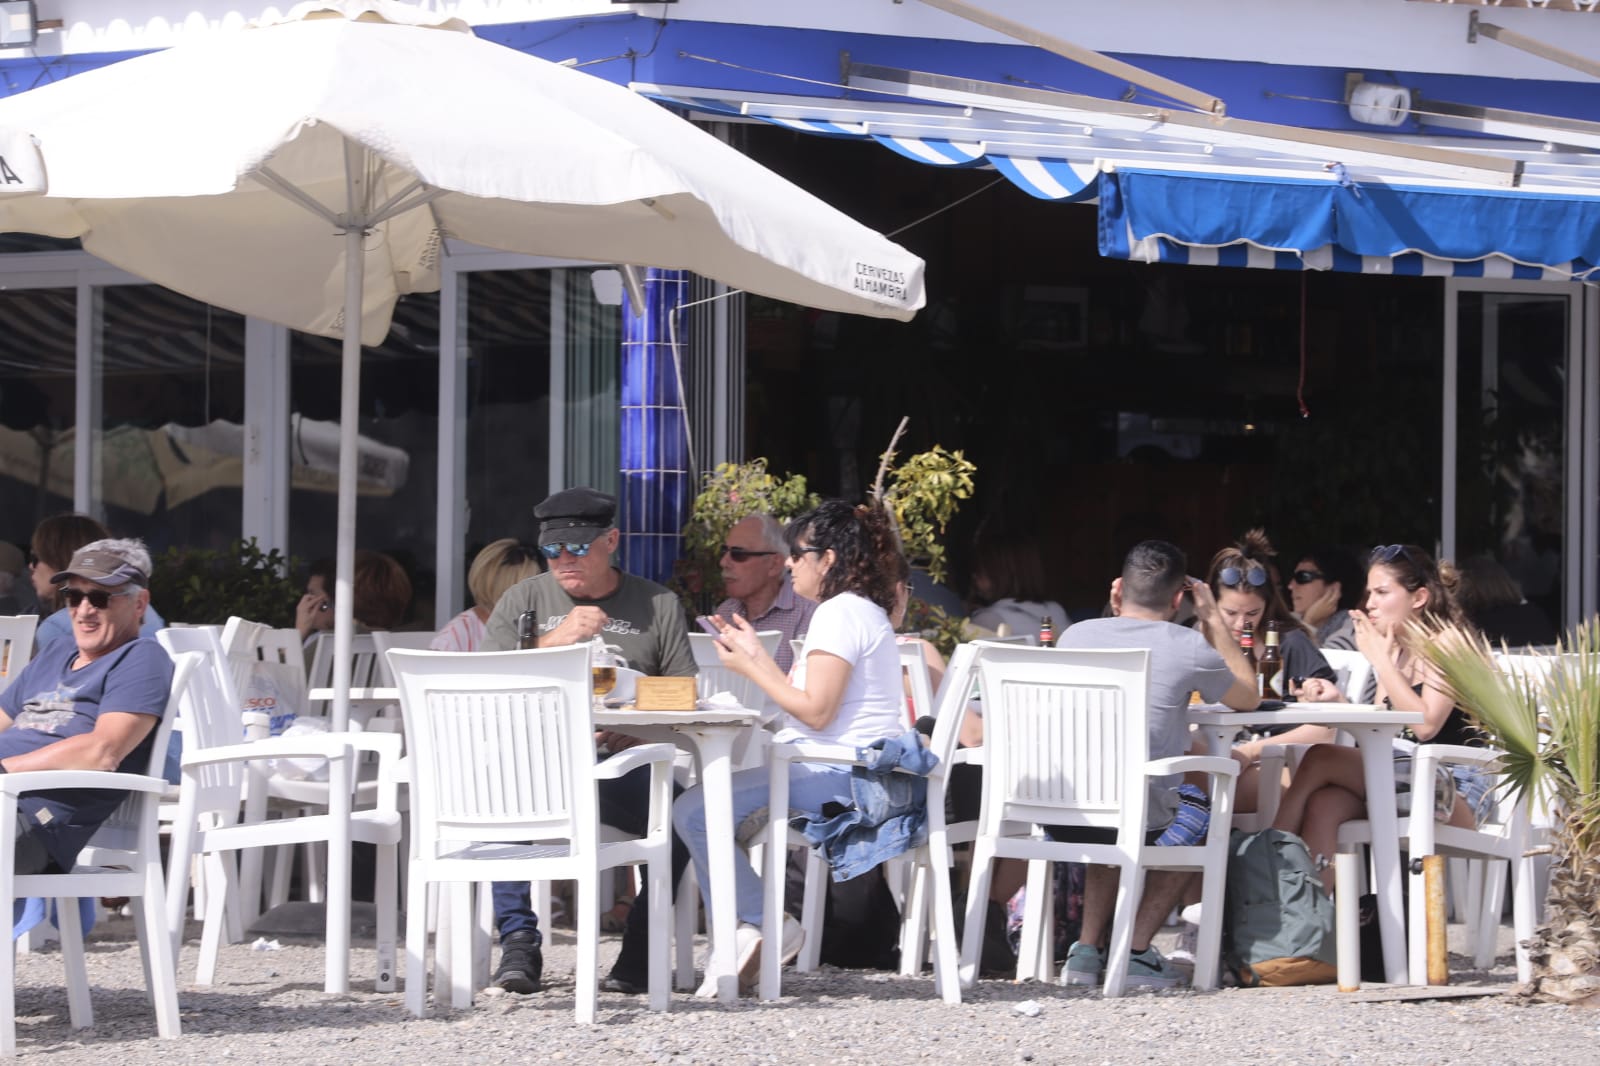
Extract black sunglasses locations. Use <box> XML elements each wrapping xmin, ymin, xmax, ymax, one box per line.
<box><xmin>1290</xmin><ymin>569</ymin><xmax>1328</xmax><ymax>585</ymax></box>
<box><xmin>61</xmin><ymin>586</ymin><xmax>137</xmax><ymax>610</ymax></box>
<box><xmin>720</xmin><ymin>546</ymin><xmax>777</xmax><ymax>563</ymax></box>
<box><xmin>1218</xmin><ymin>565</ymin><xmax>1268</xmax><ymax>589</ymax></box>
<box><xmin>789</xmin><ymin>545</ymin><xmax>828</xmax><ymax>562</ymax></box>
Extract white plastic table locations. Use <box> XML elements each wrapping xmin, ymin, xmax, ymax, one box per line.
<box><xmin>1188</xmin><ymin>703</ymin><xmax>1423</xmax><ymax>986</ymax></box>
<box><xmin>593</xmin><ymin>707</ymin><xmax>761</xmax><ymax>1004</ymax></box>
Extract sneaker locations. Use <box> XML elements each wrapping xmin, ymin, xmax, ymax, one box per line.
<box><xmin>1061</xmin><ymin>941</ymin><xmax>1104</xmax><ymax>986</ymax></box>
<box><xmin>492</xmin><ymin>931</ymin><xmax>543</xmax><ymax>994</ymax></box>
<box><xmin>1125</xmin><ymin>944</ymin><xmax>1185</xmax><ymax>990</ymax></box>
<box><xmin>735</xmin><ymin>916</ymin><xmax>805</xmax><ymax>988</ymax></box>
<box><xmin>1167</xmin><ymin>924</ymin><xmax>1199</xmax><ymax>965</ymax></box>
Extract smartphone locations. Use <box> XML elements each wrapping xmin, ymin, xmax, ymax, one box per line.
<box><xmin>696</xmin><ymin>615</ymin><xmax>721</xmax><ymax>637</ymax></box>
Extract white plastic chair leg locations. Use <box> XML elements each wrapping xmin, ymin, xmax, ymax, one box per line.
<box><xmin>1099</xmin><ymin>864</ymin><xmax>1144</xmax><ymax>998</ymax></box>
<box><xmin>404</xmin><ymin>875</ymin><xmax>429</xmax><ymax>1017</ymax></box>
<box><xmin>1335</xmin><ymin>852</ymin><xmax>1362</xmax><ymax>989</ymax></box>
<box><xmin>957</xmin><ymin>838</ymin><xmax>996</xmax><ymax>988</ymax></box>
<box><xmin>796</xmin><ymin>846</ymin><xmax>827</xmax><ymax>972</ymax></box>
<box><xmin>898</xmin><ymin>864</ymin><xmax>930</xmax><ymax>977</ymax></box>
<box><xmin>1018</xmin><ymin>859</ymin><xmax>1051</xmax><ymax>982</ymax></box>
<box><xmin>673</xmin><ymin>867</ymin><xmax>698</xmax><ymax>991</ymax></box>
<box><xmin>1475</xmin><ymin>859</ymin><xmax>1508</xmax><ymax>969</ymax></box>
<box><xmin>57</xmin><ymin>899</ymin><xmax>93</xmax><ymax>1030</ymax></box>
<box><xmin>575</xmin><ymin>871</ymin><xmax>600</xmax><ymax>1025</ymax></box>
<box><xmin>373</xmin><ymin>841</ymin><xmax>398</xmax><ymax>991</ymax></box>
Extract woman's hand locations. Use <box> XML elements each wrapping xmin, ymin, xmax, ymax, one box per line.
<box><xmin>707</xmin><ymin>613</ymin><xmax>769</xmax><ymax>677</ymax></box>
<box><xmin>1351</xmin><ymin>609</ymin><xmax>1394</xmax><ymax>664</ymax></box>
<box><xmin>1302</xmin><ymin>584</ymin><xmax>1340</xmax><ymax>628</ymax></box>
<box><xmin>296</xmin><ymin>592</ymin><xmax>331</xmax><ymax>639</ymax></box>
<box><xmin>1296</xmin><ymin>676</ymin><xmax>1347</xmax><ymax>703</ymax></box>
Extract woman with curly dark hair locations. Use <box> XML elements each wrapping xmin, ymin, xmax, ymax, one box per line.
<box><xmin>676</xmin><ymin>500</ymin><xmax>907</xmax><ymax>990</ymax></box>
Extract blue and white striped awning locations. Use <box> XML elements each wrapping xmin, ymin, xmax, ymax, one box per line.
<box><xmin>637</xmin><ymin>87</ymin><xmax>1102</xmax><ymax>201</ymax></box>
<box><xmin>1097</xmin><ymin>168</ymin><xmax>1600</xmax><ymax>280</ymax></box>
<box><xmin>636</xmin><ymin>83</ymin><xmax>1600</xmax><ymax>276</ymax></box>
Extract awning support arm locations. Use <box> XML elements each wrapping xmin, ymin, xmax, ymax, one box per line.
<box><xmin>1468</xmin><ymin>10</ymin><xmax>1600</xmax><ymax>82</ymax></box>
<box><xmin>909</xmin><ymin>0</ymin><xmax>1226</xmax><ymax>117</ymax></box>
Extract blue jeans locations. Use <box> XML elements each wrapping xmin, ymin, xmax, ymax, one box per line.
<box><xmin>491</xmin><ymin>765</ymin><xmax>688</xmax><ymax>945</ymax></box>
<box><xmin>672</xmin><ymin>759</ymin><xmax>854</xmax><ymax>927</ymax></box>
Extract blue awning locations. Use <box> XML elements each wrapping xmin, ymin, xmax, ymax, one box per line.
<box><xmin>1098</xmin><ymin>169</ymin><xmax>1600</xmax><ymax>279</ymax></box>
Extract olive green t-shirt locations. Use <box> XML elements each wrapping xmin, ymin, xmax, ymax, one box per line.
<box><xmin>481</xmin><ymin>569</ymin><xmax>696</xmax><ymax>678</ymax></box>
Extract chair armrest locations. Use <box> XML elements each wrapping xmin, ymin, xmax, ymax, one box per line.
<box><xmin>1145</xmin><ymin>755</ymin><xmax>1239</xmax><ymax>780</ymax></box>
<box><xmin>770</xmin><ymin>741</ymin><xmax>861</xmax><ymax>767</ymax></box>
<box><xmin>1414</xmin><ymin>743</ymin><xmax>1501</xmax><ymax>772</ymax></box>
<box><xmin>181</xmin><ymin>734</ymin><xmax>355</xmax><ymax>769</ymax></box>
<box><xmin>594</xmin><ymin>743</ymin><xmax>678</xmax><ymax>779</ymax></box>
<box><xmin>0</xmin><ymin>769</ymin><xmax>170</xmax><ymax>796</ymax></box>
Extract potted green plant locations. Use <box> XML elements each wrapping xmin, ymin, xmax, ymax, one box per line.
<box><xmin>674</xmin><ymin>459</ymin><xmax>819</xmax><ymax>616</ymax></box>
<box><xmin>147</xmin><ymin>537</ymin><xmax>302</xmax><ymax>628</ymax></box>
<box><xmin>1420</xmin><ymin>620</ymin><xmax>1600</xmax><ymax>1006</ymax></box>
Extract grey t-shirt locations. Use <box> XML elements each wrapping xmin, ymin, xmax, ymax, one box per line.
<box><xmin>1058</xmin><ymin>616</ymin><xmax>1234</xmax><ymax>828</ymax></box>
<box><xmin>481</xmin><ymin>570</ymin><xmax>696</xmax><ymax>678</ymax></box>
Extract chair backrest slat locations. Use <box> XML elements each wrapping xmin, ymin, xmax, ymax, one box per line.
<box><xmin>389</xmin><ymin>647</ymin><xmax>596</xmax><ymax>853</ymax></box>
<box><xmin>0</xmin><ymin>614</ymin><xmax>38</xmax><ymax>695</ymax></box>
<box><xmin>975</xmin><ymin>646</ymin><xmax>1150</xmax><ymax>839</ymax></box>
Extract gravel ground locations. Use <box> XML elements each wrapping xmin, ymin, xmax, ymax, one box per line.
<box><xmin>11</xmin><ymin>915</ymin><xmax>1599</xmax><ymax>1064</ymax></box>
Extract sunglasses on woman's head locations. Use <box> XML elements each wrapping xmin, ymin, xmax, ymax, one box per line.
<box><xmin>1290</xmin><ymin>569</ymin><xmax>1327</xmax><ymax>585</ymax></box>
<box><xmin>1370</xmin><ymin>544</ymin><xmax>1413</xmax><ymax>565</ymax></box>
<box><xmin>1218</xmin><ymin>565</ymin><xmax>1268</xmax><ymax>588</ymax></box>
<box><xmin>61</xmin><ymin>587</ymin><xmax>137</xmax><ymax>610</ymax></box>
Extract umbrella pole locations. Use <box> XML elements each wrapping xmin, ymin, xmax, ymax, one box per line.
<box><xmin>323</xmin><ymin>143</ymin><xmax>367</xmax><ymax>995</ymax></box>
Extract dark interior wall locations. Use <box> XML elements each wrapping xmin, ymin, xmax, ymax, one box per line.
<box><xmin>736</xmin><ymin>125</ymin><xmax>1444</xmax><ymax>616</ymax></box>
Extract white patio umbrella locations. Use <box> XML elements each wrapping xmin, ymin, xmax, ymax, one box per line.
<box><xmin>0</xmin><ymin>0</ymin><xmax>925</xmax><ymax>994</ymax></box>
<box><xmin>0</xmin><ymin>0</ymin><xmax>922</xmax><ymax>718</ymax></box>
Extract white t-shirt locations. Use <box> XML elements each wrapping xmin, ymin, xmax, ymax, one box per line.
<box><xmin>775</xmin><ymin>591</ymin><xmax>903</xmax><ymax>748</ymax></box>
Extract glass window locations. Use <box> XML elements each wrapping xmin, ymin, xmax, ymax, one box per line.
<box><xmin>289</xmin><ymin>291</ymin><xmax>439</xmax><ymax>629</ymax></box>
<box><xmin>97</xmin><ymin>285</ymin><xmax>246</xmax><ymax>554</ymax></box>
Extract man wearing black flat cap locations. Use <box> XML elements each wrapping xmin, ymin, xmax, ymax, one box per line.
<box><xmin>480</xmin><ymin>486</ymin><xmax>695</xmax><ymax>995</ymax></box>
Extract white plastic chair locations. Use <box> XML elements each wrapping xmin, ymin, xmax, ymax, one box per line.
<box><xmin>0</xmin><ymin>651</ymin><xmax>199</xmax><ymax>1056</ymax></box>
<box><xmin>1335</xmin><ymin>743</ymin><xmax>1535</xmax><ymax>984</ymax></box>
<box><xmin>897</xmin><ymin>638</ymin><xmax>937</xmax><ymax>726</ymax></box>
<box><xmin>0</xmin><ymin>615</ymin><xmax>37</xmax><ymax>696</ymax></box>
<box><xmin>1322</xmin><ymin>648</ymin><xmax>1375</xmax><ymax>704</ymax></box>
<box><xmin>306</xmin><ymin>630</ymin><xmax>385</xmax><ymax>717</ymax></box>
<box><xmin>370</xmin><ymin>630</ymin><xmax>437</xmax><ymax>679</ymax></box>
<box><xmin>159</xmin><ymin>627</ymin><xmax>403</xmax><ymax>993</ymax></box>
<box><xmin>688</xmin><ymin>630</ymin><xmax>781</xmax><ymax>713</ymax></box>
<box><xmin>387</xmin><ymin>647</ymin><xmax>676</xmax><ymax>1023</ymax></box>
<box><xmin>956</xmin><ymin>645</ymin><xmax>1238</xmax><ymax>996</ymax></box>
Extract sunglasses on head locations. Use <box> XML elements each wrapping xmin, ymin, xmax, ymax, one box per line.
<box><xmin>61</xmin><ymin>586</ymin><xmax>137</xmax><ymax>610</ymax></box>
<box><xmin>1290</xmin><ymin>569</ymin><xmax>1328</xmax><ymax>585</ymax></box>
<box><xmin>720</xmin><ymin>546</ymin><xmax>777</xmax><ymax>563</ymax></box>
<box><xmin>538</xmin><ymin>540</ymin><xmax>596</xmax><ymax>560</ymax></box>
<box><xmin>1370</xmin><ymin>544</ymin><xmax>1413</xmax><ymax>566</ymax></box>
<box><xmin>1218</xmin><ymin>565</ymin><xmax>1268</xmax><ymax>589</ymax></box>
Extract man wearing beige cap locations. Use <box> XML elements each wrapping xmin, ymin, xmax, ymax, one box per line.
<box><xmin>0</xmin><ymin>538</ymin><xmax>174</xmax><ymax>875</ymax></box>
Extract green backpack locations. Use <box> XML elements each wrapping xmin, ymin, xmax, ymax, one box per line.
<box><xmin>1223</xmin><ymin>828</ymin><xmax>1338</xmax><ymax>987</ymax></box>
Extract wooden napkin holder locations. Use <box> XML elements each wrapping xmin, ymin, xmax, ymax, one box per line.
<box><xmin>633</xmin><ymin>676</ymin><xmax>697</xmax><ymax>711</ymax></box>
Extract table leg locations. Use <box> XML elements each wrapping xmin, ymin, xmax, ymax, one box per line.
<box><xmin>691</xmin><ymin>727</ymin><xmax>741</xmax><ymax>1004</ymax></box>
<box><xmin>1353</xmin><ymin>725</ymin><xmax>1408</xmax><ymax>985</ymax></box>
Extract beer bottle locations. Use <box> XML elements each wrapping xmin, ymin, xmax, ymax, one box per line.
<box><xmin>1038</xmin><ymin>615</ymin><xmax>1055</xmax><ymax>648</ymax></box>
<box><xmin>1259</xmin><ymin>620</ymin><xmax>1283</xmax><ymax>700</ymax></box>
<box><xmin>516</xmin><ymin>609</ymin><xmax>537</xmax><ymax>650</ymax></box>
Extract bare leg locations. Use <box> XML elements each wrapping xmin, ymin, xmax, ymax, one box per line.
<box><xmin>1272</xmin><ymin>744</ymin><xmax>1366</xmax><ymax>836</ymax></box>
<box><xmin>989</xmin><ymin>859</ymin><xmax>1028</xmax><ymax>904</ymax></box>
<box><xmin>1300</xmin><ymin>785</ymin><xmax>1366</xmax><ymax>895</ymax></box>
<box><xmin>1076</xmin><ymin>865</ymin><xmax>1196</xmax><ymax>953</ymax></box>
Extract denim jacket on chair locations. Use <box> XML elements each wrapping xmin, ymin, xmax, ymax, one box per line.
<box><xmin>798</xmin><ymin>729</ymin><xmax>939</xmax><ymax>882</ymax></box>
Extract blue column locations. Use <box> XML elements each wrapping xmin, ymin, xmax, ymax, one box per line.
<box><xmin>617</xmin><ymin>268</ymin><xmax>690</xmax><ymax>586</ymax></box>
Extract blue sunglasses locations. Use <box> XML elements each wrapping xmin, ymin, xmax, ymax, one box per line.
<box><xmin>538</xmin><ymin>541</ymin><xmax>596</xmax><ymax>560</ymax></box>
<box><xmin>1218</xmin><ymin>565</ymin><xmax>1268</xmax><ymax>589</ymax></box>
